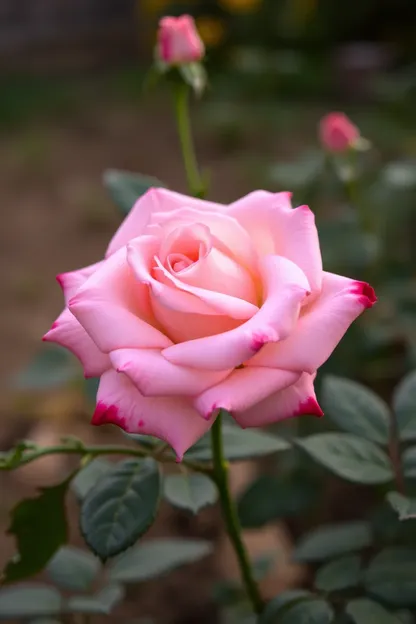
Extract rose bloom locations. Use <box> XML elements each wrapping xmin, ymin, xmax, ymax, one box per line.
<box><xmin>158</xmin><ymin>15</ymin><xmax>205</xmax><ymax>65</ymax></box>
<box><xmin>319</xmin><ymin>112</ymin><xmax>360</xmax><ymax>152</ymax></box>
<box><xmin>44</xmin><ymin>189</ymin><xmax>376</xmax><ymax>459</ymax></box>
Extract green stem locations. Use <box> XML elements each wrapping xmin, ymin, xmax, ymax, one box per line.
<box><xmin>172</xmin><ymin>79</ymin><xmax>262</xmax><ymax>617</ymax></box>
<box><xmin>211</xmin><ymin>413</ymin><xmax>264</xmax><ymax>615</ymax></box>
<box><xmin>173</xmin><ymin>83</ymin><xmax>204</xmax><ymax>198</ymax></box>
<box><xmin>0</xmin><ymin>443</ymin><xmax>210</xmax><ymax>475</ymax></box>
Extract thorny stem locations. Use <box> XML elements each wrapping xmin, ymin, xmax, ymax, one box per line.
<box><xmin>211</xmin><ymin>413</ymin><xmax>264</xmax><ymax>615</ymax></box>
<box><xmin>172</xmin><ymin>77</ymin><xmax>263</xmax><ymax>617</ymax></box>
<box><xmin>0</xmin><ymin>443</ymin><xmax>211</xmax><ymax>476</ymax></box>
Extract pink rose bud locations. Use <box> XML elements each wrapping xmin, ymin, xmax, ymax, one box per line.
<box><xmin>158</xmin><ymin>15</ymin><xmax>205</xmax><ymax>65</ymax></box>
<box><xmin>319</xmin><ymin>112</ymin><xmax>360</xmax><ymax>152</ymax></box>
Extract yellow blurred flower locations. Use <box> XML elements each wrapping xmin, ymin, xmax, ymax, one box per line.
<box><xmin>219</xmin><ymin>0</ymin><xmax>262</xmax><ymax>14</ymax></box>
<box><xmin>141</xmin><ymin>0</ymin><xmax>172</xmax><ymax>14</ymax></box>
<box><xmin>195</xmin><ymin>16</ymin><xmax>226</xmax><ymax>48</ymax></box>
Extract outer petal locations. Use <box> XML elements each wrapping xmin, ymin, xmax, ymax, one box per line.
<box><xmin>43</xmin><ymin>309</ymin><xmax>110</xmax><ymax>377</ymax></box>
<box><xmin>92</xmin><ymin>370</ymin><xmax>214</xmax><ymax>460</ymax></box>
<box><xmin>162</xmin><ymin>255</ymin><xmax>310</xmax><ymax>370</ymax></box>
<box><xmin>234</xmin><ymin>372</ymin><xmax>323</xmax><ymax>428</ymax></box>
<box><xmin>227</xmin><ymin>191</ymin><xmax>323</xmax><ymax>294</ymax></box>
<box><xmin>250</xmin><ymin>273</ymin><xmax>377</xmax><ymax>373</ymax></box>
<box><xmin>107</xmin><ymin>187</ymin><xmax>224</xmax><ymax>257</ymax></box>
<box><xmin>110</xmin><ymin>348</ymin><xmax>231</xmax><ymax>397</ymax></box>
<box><xmin>57</xmin><ymin>262</ymin><xmax>103</xmax><ymax>304</ymax></box>
<box><xmin>150</xmin><ymin>207</ymin><xmax>258</xmax><ymax>272</ymax></box>
<box><xmin>69</xmin><ymin>247</ymin><xmax>172</xmax><ymax>353</ymax></box>
<box><xmin>195</xmin><ymin>367</ymin><xmax>300</xmax><ymax>419</ymax></box>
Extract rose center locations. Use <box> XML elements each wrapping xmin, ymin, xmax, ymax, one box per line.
<box><xmin>157</xmin><ymin>223</ymin><xmax>211</xmax><ymax>275</ymax></box>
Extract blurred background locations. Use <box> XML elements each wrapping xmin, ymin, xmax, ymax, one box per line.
<box><xmin>0</xmin><ymin>1</ymin><xmax>415</xmax><ymax>622</ymax></box>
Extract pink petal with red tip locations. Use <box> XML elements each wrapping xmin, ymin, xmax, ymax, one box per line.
<box><xmin>92</xmin><ymin>370</ymin><xmax>215</xmax><ymax>460</ymax></box>
<box><xmin>43</xmin><ymin>309</ymin><xmax>110</xmax><ymax>378</ymax></box>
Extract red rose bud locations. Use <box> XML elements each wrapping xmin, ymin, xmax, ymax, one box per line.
<box><xmin>158</xmin><ymin>15</ymin><xmax>205</xmax><ymax>66</ymax></box>
<box><xmin>319</xmin><ymin>112</ymin><xmax>360</xmax><ymax>152</ymax></box>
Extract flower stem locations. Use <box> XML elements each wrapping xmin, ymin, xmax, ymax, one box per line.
<box><xmin>0</xmin><ymin>443</ymin><xmax>210</xmax><ymax>475</ymax></box>
<box><xmin>211</xmin><ymin>412</ymin><xmax>264</xmax><ymax>615</ymax></box>
<box><xmin>173</xmin><ymin>82</ymin><xmax>204</xmax><ymax>198</ymax></box>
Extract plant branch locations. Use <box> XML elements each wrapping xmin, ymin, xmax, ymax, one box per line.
<box><xmin>0</xmin><ymin>442</ymin><xmax>211</xmax><ymax>476</ymax></box>
<box><xmin>173</xmin><ymin>82</ymin><xmax>204</xmax><ymax>198</ymax></box>
<box><xmin>211</xmin><ymin>412</ymin><xmax>264</xmax><ymax>615</ymax></box>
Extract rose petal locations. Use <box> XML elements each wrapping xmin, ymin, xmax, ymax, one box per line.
<box><xmin>107</xmin><ymin>188</ymin><xmax>223</xmax><ymax>257</ymax></box>
<box><xmin>110</xmin><ymin>348</ymin><xmax>231</xmax><ymax>396</ymax></box>
<box><xmin>57</xmin><ymin>262</ymin><xmax>103</xmax><ymax>304</ymax></box>
<box><xmin>162</xmin><ymin>255</ymin><xmax>310</xmax><ymax>370</ymax></box>
<box><xmin>233</xmin><ymin>372</ymin><xmax>323</xmax><ymax>428</ymax></box>
<box><xmin>150</xmin><ymin>296</ymin><xmax>241</xmax><ymax>342</ymax></box>
<box><xmin>128</xmin><ymin>235</ymin><xmax>222</xmax><ymax>317</ymax></box>
<box><xmin>150</xmin><ymin>207</ymin><xmax>258</xmax><ymax>272</ymax></box>
<box><xmin>195</xmin><ymin>367</ymin><xmax>300</xmax><ymax>419</ymax></box>
<box><xmin>69</xmin><ymin>247</ymin><xmax>172</xmax><ymax>353</ymax></box>
<box><xmin>228</xmin><ymin>191</ymin><xmax>323</xmax><ymax>294</ymax></box>
<box><xmin>92</xmin><ymin>370</ymin><xmax>214</xmax><ymax>460</ymax></box>
<box><xmin>43</xmin><ymin>309</ymin><xmax>110</xmax><ymax>378</ymax></box>
<box><xmin>250</xmin><ymin>272</ymin><xmax>377</xmax><ymax>373</ymax></box>
<box><xmin>153</xmin><ymin>255</ymin><xmax>258</xmax><ymax>320</ymax></box>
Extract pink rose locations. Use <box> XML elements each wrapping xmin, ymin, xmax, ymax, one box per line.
<box><xmin>44</xmin><ymin>189</ymin><xmax>376</xmax><ymax>459</ymax></box>
<box><xmin>319</xmin><ymin>112</ymin><xmax>360</xmax><ymax>152</ymax></box>
<box><xmin>157</xmin><ymin>15</ymin><xmax>205</xmax><ymax>65</ymax></box>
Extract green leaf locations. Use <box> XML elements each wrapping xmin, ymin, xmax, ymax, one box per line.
<box><xmin>103</xmin><ymin>169</ymin><xmax>165</xmax><ymax>215</ymax></box>
<box><xmin>81</xmin><ymin>458</ymin><xmax>161</xmax><ymax>561</ymax></box>
<box><xmin>238</xmin><ymin>474</ymin><xmax>318</xmax><ymax>528</ymax></box>
<box><xmin>364</xmin><ymin>547</ymin><xmax>416</xmax><ymax>606</ymax></box>
<box><xmin>163</xmin><ymin>473</ymin><xmax>217</xmax><ymax>514</ymax></box>
<box><xmin>187</xmin><ymin>424</ymin><xmax>290</xmax><ymax>462</ymax></box>
<box><xmin>109</xmin><ymin>538</ymin><xmax>212</xmax><ymax>583</ymax></box>
<box><xmin>297</xmin><ymin>433</ymin><xmax>393</xmax><ymax>484</ymax></box>
<box><xmin>46</xmin><ymin>546</ymin><xmax>100</xmax><ymax>592</ymax></box>
<box><xmin>403</xmin><ymin>446</ymin><xmax>416</xmax><ymax>478</ymax></box>
<box><xmin>3</xmin><ymin>478</ymin><xmax>70</xmax><ymax>583</ymax></box>
<box><xmin>319</xmin><ymin>215</ymin><xmax>379</xmax><ymax>272</ymax></box>
<box><xmin>268</xmin><ymin>150</ymin><xmax>324</xmax><ymax>189</ymax></box>
<box><xmin>322</xmin><ymin>376</ymin><xmax>390</xmax><ymax>444</ymax></box>
<box><xmin>0</xmin><ymin>585</ymin><xmax>62</xmax><ymax>619</ymax></box>
<box><xmin>67</xmin><ymin>584</ymin><xmax>125</xmax><ymax>615</ymax></box>
<box><xmin>383</xmin><ymin>161</ymin><xmax>416</xmax><ymax>190</ymax></box>
<box><xmin>261</xmin><ymin>591</ymin><xmax>313</xmax><ymax>623</ymax></box>
<box><xmin>393</xmin><ymin>371</ymin><xmax>416</xmax><ymax>441</ymax></box>
<box><xmin>315</xmin><ymin>555</ymin><xmax>362</xmax><ymax>592</ymax></box>
<box><xmin>84</xmin><ymin>377</ymin><xmax>99</xmax><ymax>406</ymax></box>
<box><xmin>14</xmin><ymin>345</ymin><xmax>76</xmax><ymax>390</ymax></box>
<box><xmin>280</xmin><ymin>599</ymin><xmax>334</xmax><ymax>624</ymax></box>
<box><xmin>294</xmin><ymin>522</ymin><xmax>372</xmax><ymax>562</ymax></box>
<box><xmin>252</xmin><ymin>553</ymin><xmax>277</xmax><ymax>581</ymax></box>
<box><xmin>71</xmin><ymin>458</ymin><xmax>112</xmax><ymax>500</ymax></box>
<box><xmin>346</xmin><ymin>598</ymin><xmax>402</xmax><ymax>623</ymax></box>
<box><xmin>123</xmin><ymin>432</ymin><xmax>160</xmax><ymax>448</ymax></box>
<box><xmin>395</xmin><ymin>610</ymin><xmax>414</xmax><ymax>624</ymax></box>
<box><xmin>387</xmin><ymin>492</ymin><xmax>416</xmax><ymax>521</ymax></box>
<box><xmin>179</xmin><ymin>63</ymin><xmax>207</xmax><ymax>96</ymax></box>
